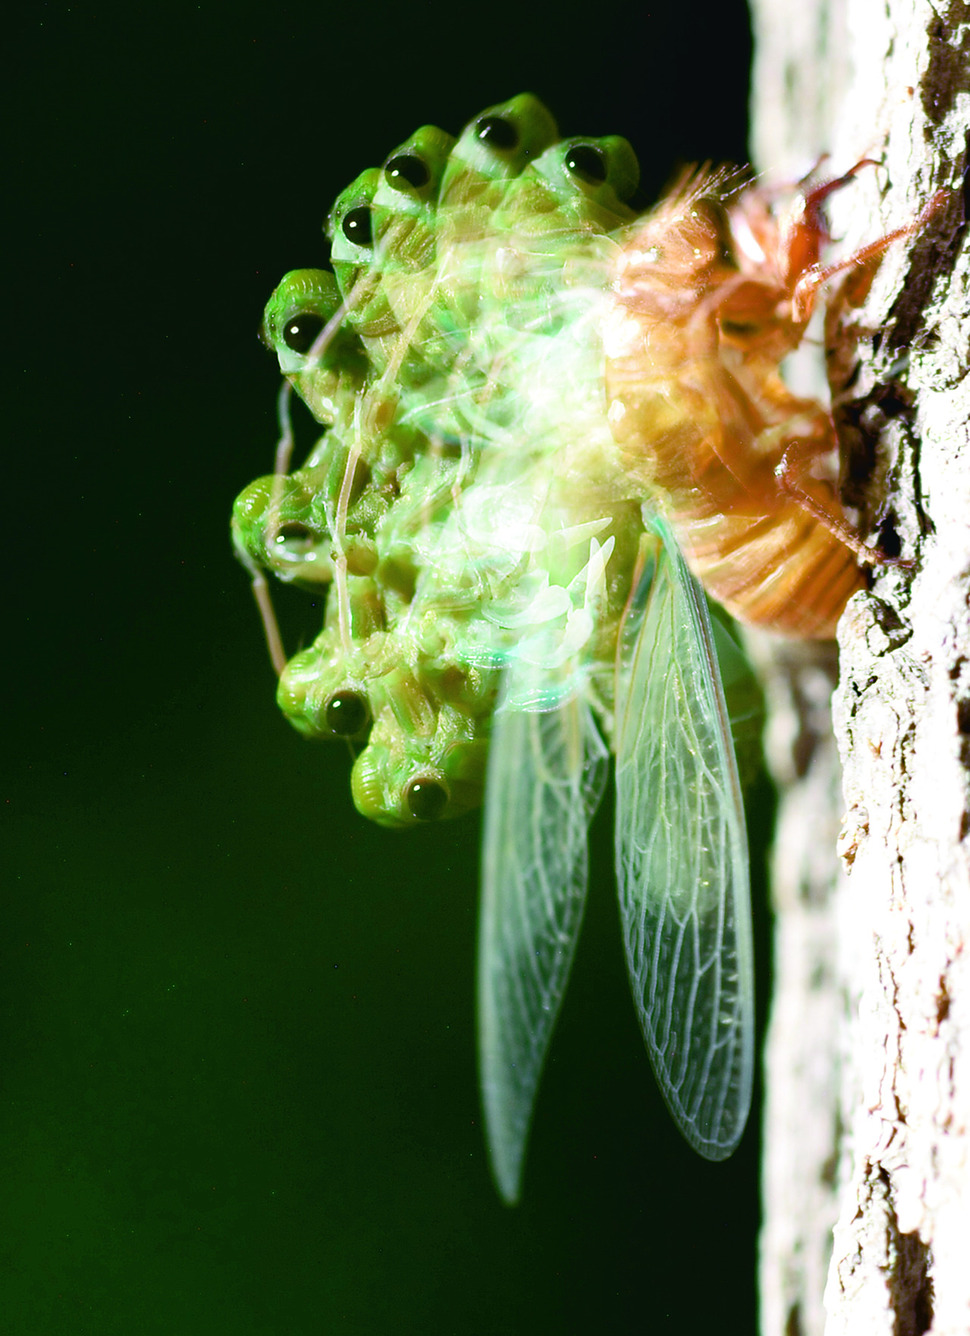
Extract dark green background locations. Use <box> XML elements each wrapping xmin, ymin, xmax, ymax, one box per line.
<box><xmin>7</xmin><ymin>3</ymin><xmax>764</xmax><ymax>1332</ymax></box>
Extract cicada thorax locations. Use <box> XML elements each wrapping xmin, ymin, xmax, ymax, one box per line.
<box><xmin>604</xmin><ymin>174</ymin><xmax>865</xmax><ymax>638</ymax></box>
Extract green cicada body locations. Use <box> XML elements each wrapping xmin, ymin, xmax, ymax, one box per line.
<box><xmin>234</xmin><ymin>95</ymin><xmax>755</xmax><ymax>1203</ymax></box>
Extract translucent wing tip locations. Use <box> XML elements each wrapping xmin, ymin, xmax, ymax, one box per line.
<box><xmin>679</xmin><ymin>1094</ymin><xmax>752</xmax><ymax>1162</ymax></box>
<box><xmin>477</xmin><ymin>684</ymin><xmax>609</xmax><ymax>1207</ymax></box>
<box><xmin>483</xmin><ymin>1098</ymin><xmax>526</xmax><ymax>1205</ymax></box>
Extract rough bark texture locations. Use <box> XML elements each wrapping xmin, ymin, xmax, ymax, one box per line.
<box><xmin>749</xmin><ymin>1</ymin><xmax>970</xmax><ymax>1334</ymax></box>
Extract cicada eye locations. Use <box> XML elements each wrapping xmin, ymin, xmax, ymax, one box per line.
<box><xmin>690</xmin><ymin>197</ymin><xmax>735</xmax><ymax>264</ymax></box>
<box><xmin>272</xmin><ymin>519</ymin><xmax>324</xmax><ymax>560</ymax></box>
<box><xmin>324</xmin><ymin>689</ymin><xmax>370</xmax><ymax>737</ymax></box>
<box><xmin>274</xmin><ymin>520</ymin><xmax>318</xmax><ymax>544</ymax></box>
<box><xmin>405</xmin><ymin>776</ymin><xmax>449</xmax><ymax>821</ymax></box>
<box><xmin>341</xmin><ymin>206</ymin><xmax>374</xmax><ymax>247</ymax></box>
<box><xmin>475</xmin><ymin>114</ymin><xmax>519</xmax><ymax>152</ymax></box>
<box><xmin>383</xmin><ymin>153</ymin><xmax>431</xmax><ymax>190</ymax></box>
<box><xmin>691</xmin><ymin>196</ymin><xmax>730</xmax><ymax>228</ymax></box>
<box><xmin>282</xmin><ymin>312</ymin><xmax>325</xmax><ymax>354</ymax></box>
<box><xmin>564</xmin><ymin>142</ymin><xmax>608</xmax><ymax>186</ymax></box>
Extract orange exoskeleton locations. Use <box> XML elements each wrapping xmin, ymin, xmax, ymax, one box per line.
<box><xmin>604</xmin><ymin>167</ymin><xmax>943</xmax><ymax>636</ymax></box>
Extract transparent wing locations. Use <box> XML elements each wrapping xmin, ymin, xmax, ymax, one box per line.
<box><xmin>478</xmin><ymin>667</ymin><xmax>608</xmax><ymax>1204</ymax></box>
<box><xmin>614</xmin><ymin>518</ymin><xmax>753</xmax><ymax>1159</ymax></box>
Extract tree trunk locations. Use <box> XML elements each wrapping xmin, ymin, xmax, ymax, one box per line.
<box><xmin>749</xmin><ymin>1</ymin><xmax>970</xmax><ymax>1333</ymax></box>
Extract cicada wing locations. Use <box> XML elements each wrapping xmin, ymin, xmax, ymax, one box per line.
<box><xmin>478</xmin><ymin>669</ymin><xmax>608</xmax><ymax>1204</ymax></box>
<box><xmin>614</xmin><ymin>518</ymin><xmax>754</xmax><ymax>1159</ymax></box>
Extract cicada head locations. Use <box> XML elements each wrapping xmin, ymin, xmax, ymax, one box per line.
<box><xmin>375</xmin><ymin>124</ymin><xmax>456</xmax><ymax>218</ymax></box>
<box><xmin>231</xmin><ymin>425</ymin><xmax>395</xmax><ymax>588</ymax></box>
<box><xmin>350</xmin><ymin>679</ymin><xmax>491</xmax><ymax>828</ymax></box>
<box><xmin>275</xmin><ymin>578</ymin><xmax>388</xmax><ymax>741</ymax></box>
<box><xmin>370</xmin><ymin>124</ymin><xmax>469</xmax><ymax>379</ymax></box>
<box><xmin>278</xmin><ymin>647</ymin><xmax>376</xmax><ymax>743</ymax></box>
<box><xmin>325</xmin><ymin>130</ymin><xmax>480</xmax><ymax>400</ymax></box>
<box><xmin>327</xmin><ymin>157</ymin><xmax>449</xmax><ymax>354</ymax></box>
<box><xmin>438</xmin><ymin>93</ymin><xmax>558</xmax><ymax>214</ymax></box>
<box><xmin>326</xmin><ymin>167</ymin><xmax>400</xmax><ymax>341</ymax></box>
<box><xmin>497</xmin><ymin>134</ymin><xmax>639</xmax><ymax>236</ymax></box>
<box><xmin>455</xmin><ymin>133</ymin><xmax>638</xmax><ymax>332</ymax></box>
<box><xmin>231</xmin><ymin>465</ymin><xmax>335</xmax><ymax>587</ymax></box>
<box><xmin>261</xmin><ymin>269</ymin><xmax>367</xmax><ymax>425</ymax></box>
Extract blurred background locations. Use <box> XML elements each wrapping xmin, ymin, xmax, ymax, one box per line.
<box><xmin>6</xmin><ymin>2</ymin><xmax>764</xmax><ymax>1331</ymax></box>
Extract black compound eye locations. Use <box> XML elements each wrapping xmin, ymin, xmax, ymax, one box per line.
<box><xmin>405</xmin><ymin>776</ymin><xmax>448</xmax><ymax>822</ymax></box>
<box><xmin>475</xmin><ymin>115</ymin><xmax>519</xmax><ymax>152</ymax></box>
<box><xmin>384</xmin><ymin>153</ymin><xmax>431</xmax><ymax>190</ymax></box>
<box><xmin>282</xmin><ymin>312</ymin><xmax>325</xmax><ymax>354</ymax></box>
<box><xmin>324</xmin><ymin>690</ymin><xmax>369</xmax><ymax>737</ymax></box>
<box><xmin>564</xmin><ymin>143</ymin><xmax>608</xmax><ymax>186</ymax></box>
<box><xmin>275</xmin><ymin>520</ymin><xmax>319</xmax><ymax>545</ymax></box>
<box><xmin>341</xmin><ymin>206</ymin><xmax>373</xmax><ymax>247</ymax></box>
<box><xmin>690</xmin><ymin>198</ymin><xmax>734</xmax><ymax>260</ymax></box>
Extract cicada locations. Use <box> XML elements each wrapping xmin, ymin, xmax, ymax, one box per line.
<box><xmin>233</xmin><ymin>93</ymin><xmax>929</xmax><ymax>1202</ymax></box>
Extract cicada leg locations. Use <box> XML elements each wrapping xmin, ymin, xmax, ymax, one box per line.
<box><xmin>793</xmin><ymin>187</ymin><xmax>948</xmax><ymax>321</ymax></box>
<box><xmin>774</xmin><ymin>434</ymin><xmax>914</xmax><ymax>569</ymax></box>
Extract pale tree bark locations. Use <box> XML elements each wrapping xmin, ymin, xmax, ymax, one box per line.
<box><xmin>748</xmin><ymin>1</ymin><xmax>970</xmax><ymax>1334</ymax></box>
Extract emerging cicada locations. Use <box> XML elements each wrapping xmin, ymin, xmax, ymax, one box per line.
<box><xmin>233</xmin><ymin>94</ymin><xmax>933</xmax><ymax>1202</ymax></box>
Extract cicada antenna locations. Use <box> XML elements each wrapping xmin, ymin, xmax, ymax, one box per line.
<box><xmin>245</xmin><ymin>377</ymin><xmax>299</xmax><ymax>678</ymax></box>
<box><xmin>247</xmin><ymin>565</ymin><xmax>288</xmax><ymax>677</ymax></box>
<box><xmin>272</xmin><ymin>376</ymin><xmax>297</xmax><ymax>478</ymax></box>
<box><xmin>333</xmin><ymin>404</ymin><xmax>365</xmax><ymax>657</ymax></box>
<box><xmin>256</xmin><ymin>282</ymin><xmax>363</xmax><ymax>676</ymax></box>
